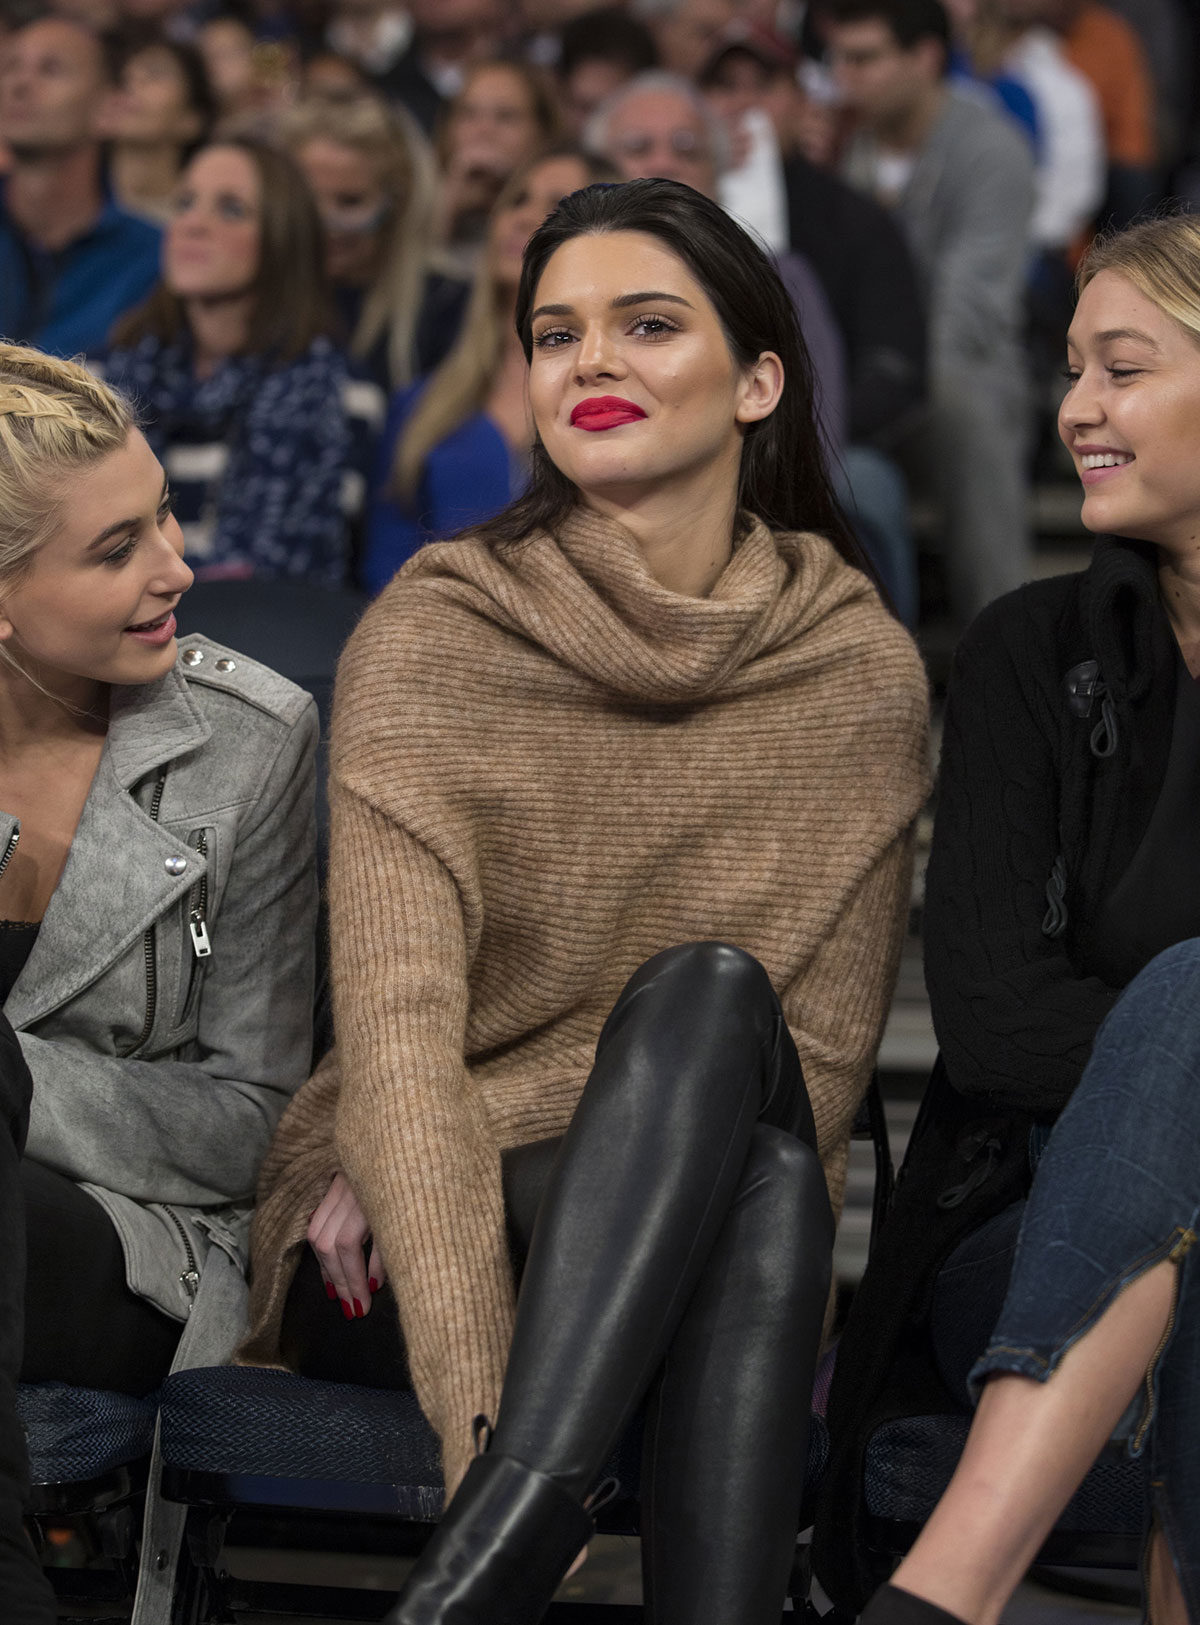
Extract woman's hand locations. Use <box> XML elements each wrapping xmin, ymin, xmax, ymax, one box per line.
<box><xmin>307</xmin><ymin>1171</ymin><xmax>385</xmax><ymax>1319</ymax></box>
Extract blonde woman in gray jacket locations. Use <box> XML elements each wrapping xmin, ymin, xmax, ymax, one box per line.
<box><xmin>0</xmin><ymin>344</ymin><xmax>318</xmax><ymax>1623</ymax></box>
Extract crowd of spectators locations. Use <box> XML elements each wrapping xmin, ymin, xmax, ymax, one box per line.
<box><xmin>1</xmin><ymin>0</ymin><xmax>1198</xmax><ymax>621</ymax></box>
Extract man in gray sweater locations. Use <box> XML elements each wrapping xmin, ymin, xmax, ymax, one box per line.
<box><xmin>825</xmin><ymin>0</ymin><xmax>1036</xmax><ymax>622</ymax></box>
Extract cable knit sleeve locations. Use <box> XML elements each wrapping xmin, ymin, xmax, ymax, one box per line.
<box><xmin>328</xmin><ymin>785</ymin><xmax>515</xmax><ymax>1500</ymax></box>
<box><xmin>924</xmin><ymin>595</ymin><xmax>1118</xmax><ymax>1115</ymax></box>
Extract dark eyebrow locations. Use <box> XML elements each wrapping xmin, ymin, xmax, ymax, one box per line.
<box><xmin>85</xmin><ymin>473</ymin><xmax>170</xmax><ymax>551</ymax></box>
<box><xmin>529</xmin><ymin>290</ymin><xmax>696</xmax><ymax>322</ymax></box>
<box><xmin>611</xmin><ymin>290</ymin><xmax>694</xmax><ymax>310</ymax></box>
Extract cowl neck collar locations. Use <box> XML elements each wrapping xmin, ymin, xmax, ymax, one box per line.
<box><xmin>404</xmin><ymin>506</ymin><xmax>875</xmax><ymax>705</ymax></box>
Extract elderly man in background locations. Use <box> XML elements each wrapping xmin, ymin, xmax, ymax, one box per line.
<box><xmin>0</xmin><ymin>15</ymin><xmax>161</xmax><ymax>357</ymax></box>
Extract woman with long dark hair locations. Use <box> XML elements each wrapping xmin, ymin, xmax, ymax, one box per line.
<box><xmin>242</xmin><ymin>178</ymin><xmax>929</xmax><ymax>1624</ymax></box>
<box><xmin>103</xmin><ymin>137</ymin><xmax>353</xmax><ymax>583</ymax></box>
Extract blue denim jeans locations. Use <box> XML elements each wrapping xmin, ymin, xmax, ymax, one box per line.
<box><xmin>955</xmin><ymin>940</ymin><xmax>1200</xmax><ymax>1616</ymax></box>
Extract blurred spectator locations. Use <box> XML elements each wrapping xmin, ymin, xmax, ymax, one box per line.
<box><xmin>282</xmin><ymin>95</ymin><xmax>469</xmax><ymax>389</ymax></box>
<box><xmin>195</xmin><ymin>14</ymin><xmax>298</xmax><ymax>129</ymax></box>
<box><xmin>324</xmin><ymin>0</ymin><xmax>412</xmax><ymax>81</ymax></box>
<box><xmin>196</xmin><ymin>14</ymin><xmax>258</xmax><ymax>121</ymax></box>
<box><xmin>101</xmin><ymin>36</ymin><xmax>216</xmax><ymax>221</ymax></box>
<box><xmin>700</xmin><ymin>20</ymin><xmax>806</xmax><ymax>163</ymax></box>
<box><xmin>969</xmin><ymin>0</ymin><xmax>1103</xmax><ymax>253</ymax></box>
<box><xmin>1104</xmin><ymin>0</ymin><xmax>1191</xmax><ymax>169</ymax></box>
<box><xmin>113</xmin><ymin>0</ymin><xmax>196</xmax><ymax>35</ymax></box>
<box><xmin>1048</xmin><ymin>0</ymin><xmax>1160</xmax><ymax>226</ymax></box>
<box><xmin>300</xmin><ymin>48</ymin><xmax>374</xmax><ymax>100</ymax></box>
<box><xmin>519</xmin><ymin>0</ymin><xmax>613</xmax><ymax>68</ymax></box>
<box><xmin>699</xmin><ymin>26</ymin><xmax>926</xmax><ymax>450</ymax></box>
<box><xmin>434</xmin><ymin>58</ymin><xmax>563</xmax><ymax>277</ymax></box>
<box><xmin>375</xmin><ymin>0</ymin><xmax>507</xmax><ymax>137</ymax></box>
<box><xmin>46</xmin><ymin>0</ymin><xmax>119</xmax><ymax>27</ymax></box>
<box><xmin>699</xmin><ymin>23</ymin><xmax>798</xmax><ymax>251</ymax></box>
<box><xmin>827</xmin><ymin>0</ymin><xmax>1036</xmax><ymax>621</ymax></box>
<box><xmin>557</xmin><ymin>6</ymin><xmax>659</xmax><ymax>137</ymax></box>
<box><xmin>104</xmin><ymin>138</ymin><xmax>353</xmax><ymax>583</ymax></box>
<box><xmin>633</xmin><ymin>0</ymin><xmax>736</xmax><ymax>78</ymax></box>
<box><xmin>0</xmin><ymin>16</ymin><xmax>161</xmax><ymax>355</ymax></box>
<box><xmin>363</xmin><ymin>148</ymin><xmax>613</xmax><ymax>593</ymax></box>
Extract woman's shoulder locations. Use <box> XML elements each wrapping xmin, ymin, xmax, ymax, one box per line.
<box><xmin>172</xmin><ymin>634</ymin><xmax>317</xmax><ymax>733</ymax></box>
<box><xmin>952</xmin><ymin>570</ymin><xmax>1089</xmax><ymax>689</ymax></box>
<box><xmin>345</xmin><ymin>534</ymin><xmax>503</xmax><ymax>652</ymax></box>
<box><xmin>777</xmin><ymin>527</ymin><xmax>924</xmax><ymax>679</ymax></box>
<box><xmin>260</xmin><ymin>336</ymin><xmax>349</xmax><ymax>394</ymax></box>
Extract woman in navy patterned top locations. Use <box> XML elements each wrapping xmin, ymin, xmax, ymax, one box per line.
<box><xmin>103</xmin><ymin>137</ymin><xmax>358</xmax><ymax>585</ymax></box>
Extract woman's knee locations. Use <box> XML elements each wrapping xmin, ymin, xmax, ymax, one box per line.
<box><xmin>624</xmin><ymin>941</ymin><xmax>775</xmax><ymax>1018</ymax></box>
<box><xmin>1086</xmin><ymin>938</ymin><xmax>1200</xmax><ymax>1111</ymax></box>
<box><xmin>740</xmin><ymin>1126</ymin><xmax>835</xmax><ymax>1262</ymax></box>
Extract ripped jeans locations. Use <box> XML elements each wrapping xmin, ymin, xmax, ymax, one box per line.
<box><xmin>933</xmin><ymin>939</ymin><xmax>1200</xmax><ymax>1617</ymax></box>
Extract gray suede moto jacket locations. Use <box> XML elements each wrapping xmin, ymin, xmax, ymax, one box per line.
<box><xmin>0</xmin><ymin>634</ymin><xmax>318</xmax><ymax>1322</ymax></box>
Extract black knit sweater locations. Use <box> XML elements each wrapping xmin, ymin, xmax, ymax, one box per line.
<box><xmin>814</xmin><ymin>537</ymin><xmax>1178</xmax><ymax>1608</ymax></box>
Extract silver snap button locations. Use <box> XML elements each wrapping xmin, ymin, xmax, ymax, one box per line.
<box><xmin>215</xmin><ymin>658</ymin><xmax>236</xmax><ymax>673</ymax></box>
<box><xmin>164</xmin><ymin>855</ymin><xmax>188</xmax><ymax>876</ymax></box>
<box><xmin>181</xmin><ymin>648</ymin><xmax>204</xmax><ymax>667</ymax></box>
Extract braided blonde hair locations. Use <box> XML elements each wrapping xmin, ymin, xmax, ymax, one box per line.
<box><xmin>0</xmin><ymin>343</ymin><xmax>135</xmax><ymax>592</ymax></box>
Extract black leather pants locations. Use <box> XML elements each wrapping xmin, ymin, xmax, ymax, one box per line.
<box><xmin>494</xmin><ymin>941</ymin><xmax>834</xmax><ymax>1624</ymax></box>
<box><xmin>287</xmin><ymin>941</ymin><xmax>834</xmax><ymax>1623</ymax></box>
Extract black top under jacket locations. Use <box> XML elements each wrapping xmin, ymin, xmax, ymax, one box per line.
<box><xmin>814</xmin><ymin>536</ymin><xmax>1184</xmax><ymax>1609</ymax></box>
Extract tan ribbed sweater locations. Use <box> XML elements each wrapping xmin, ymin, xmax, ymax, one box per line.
<box><xmin>241</xmin><ymin>508</ymin><xmax>930</xmax><ymax>1495</ymax></box>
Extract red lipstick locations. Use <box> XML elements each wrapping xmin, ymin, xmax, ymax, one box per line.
<box><xmin>570</xmin><ymin>396</ymin><xmax>647</xmax><ymax>431</ymax></box>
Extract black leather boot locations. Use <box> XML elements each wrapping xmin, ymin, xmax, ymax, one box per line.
<box><xmin>386</xmin><ymin>1452</ymin><xmax>595</xmax><ymax>1625</ymax></box>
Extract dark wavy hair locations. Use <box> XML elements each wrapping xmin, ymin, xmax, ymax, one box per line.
<box><xmin>471</xmin><ymin>177</ymin><xmax>871</xmax><ymax>581</ymax></box>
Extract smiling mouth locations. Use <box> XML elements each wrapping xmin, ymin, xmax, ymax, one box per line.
<box><xmin>127</xmin><ymin>612</ymin><xmax>171</xmax><ymax>632</ymax></box>
<box><xmin>1080</xmin><ymin>452</ymin><xmax>1134</xmax><ymax>469</ymax></box>
<box><xmin>570</xmin><ymin>397</ymin><xmax>647</xmax><ymax>431</ymax></box>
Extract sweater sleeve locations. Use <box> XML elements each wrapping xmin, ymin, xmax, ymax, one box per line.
<box><xmin>784</xmin><ymin>828</ymin><xmax>916</xmax><ymax>1172</ymax></box>
<box><xmin>923</xmin><ymin>599</ymin><xmax>1119</xmax><ymax>1115</ymax></box>
<box><xmin>328</xmin><ymin>785</ymin><xmax>515</xmax><ymax>1499</ymax></box>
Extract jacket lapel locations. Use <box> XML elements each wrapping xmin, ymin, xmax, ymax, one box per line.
<box><xmin>5</xmin><ymin>666</ymin><xmax>213</xmax><ymax>1030</ymax></box>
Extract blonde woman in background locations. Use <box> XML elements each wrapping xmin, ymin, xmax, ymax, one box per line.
<box><xmin>0</xmin><ymin>345</ymin><xmax>317</xmax><ymax>1622</ymax></box>
<box><xmin>282</xmin><ymin>96</ymin><xmax>470</xmax><ymax>393</ymax></box>
<box><xmin>362</xmin><ymin>146</ymin><xmax>614</xmax><ymax>594</ymax></box>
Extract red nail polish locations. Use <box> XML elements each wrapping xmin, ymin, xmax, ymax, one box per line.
<box><xmin>341</xmin><ymin>1299</ymin><xmax>353</xmax><ymax>1320</ymax></box>
<box><xmin>368</xmin><ymin>1277</ymin><xmax>379</xmax><ymax>1294</ymax></box>
<box><xmin>353</xmin><ymin>1298</ymin><xmax>364</xmax><ymax>1318</ymax></box>
<box><xmin>325</xmin><ymin>1280</ymin><xmax>337</xmax><ymax>1300</ymax></box>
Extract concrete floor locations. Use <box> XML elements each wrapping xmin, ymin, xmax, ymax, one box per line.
<box><xmin>221</xmin><ymin>1537</ymin><xmax>1142</xmax><ymax>1622</ymax></box>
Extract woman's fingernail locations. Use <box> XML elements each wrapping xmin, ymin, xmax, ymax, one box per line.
<box><xmin>353</xmin><ymin>1298</ymin><xmax>364</xmax><ymax>1318</ymax></box>
<box><xmin>368</xmin><ymin>1277</ymin><xmax>379</xmax><ymax>1294</ymax></box>
<box><xmin>325</xmin><ymin>1280</ymin><xmax>337</xmax><ymax>1301</ymax></box>
<box><xmin>341</xmin><ymin>1299</ymin><xmax>353</xmax><ymax>1320</ymax></box>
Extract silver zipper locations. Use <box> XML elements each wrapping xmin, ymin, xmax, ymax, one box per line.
<box><xmin>1131</xmin><ymin>1229</ymin><xmax>1196</xmax><ymax>1454</ymax></box>
<box><xmin>0</xmin><ymin>825</ymin><xmax>18</xmax><ymax>882</ymax></box>
<box><xmin>187</xmin><ymin>830</ymin><xmax>211</xmax><ymax>959</ymax></box>
<box><xmin>127</xmin><ymin>770</ymin><xmax>168</xmax><ymax>1056</ymax></box>
<box><xmin>161</xmin><ymin>1202</ymin><xmax>200</xmax><ymax>1302</ymax></box>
